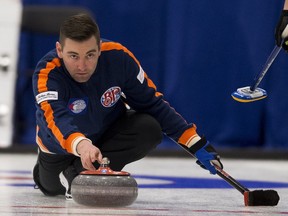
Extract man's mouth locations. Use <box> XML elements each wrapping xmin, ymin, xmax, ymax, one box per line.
<box><xmin>76</xmin><ymin>72</ymin><xmax>88</xmax><ymax>75</ymax></box>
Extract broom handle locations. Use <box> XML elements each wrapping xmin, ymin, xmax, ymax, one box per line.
<box><xmin>250</xmin><ymin>24</ymin><xmax>288</xmax><ymax>91</ymax></box>
<box><xmin>250</xmin><ymin>45</ymin><xmax>282</xmax><ymax>91</ymax></box>
<box><xmin>176</xmin><ymin>142</ymin><xmax>250</xmax><ymax>195</ymax></box>
<box><xmin>215</xmin><ymin>165</ymin><xmax>249</xmax><ymax>195</ymax></box>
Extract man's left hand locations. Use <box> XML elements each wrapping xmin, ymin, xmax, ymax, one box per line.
<box><xmin>188</xmin><ymin>137</ymin><xmax>223</xmax><ymax>174</ymax></box>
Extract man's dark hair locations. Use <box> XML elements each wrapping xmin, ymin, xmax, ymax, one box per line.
<box><xmin>59</xmin><ymin>13</ymin><xmax>100</xmax><ymax>48</ymax></box>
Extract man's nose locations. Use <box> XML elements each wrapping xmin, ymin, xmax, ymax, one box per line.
<box><xmin>77</xmin><ymin>59</ymin><xmax>86</xmax><ymax>71</ymax></box>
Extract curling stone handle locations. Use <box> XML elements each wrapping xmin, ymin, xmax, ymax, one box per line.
<box><xmin>80</xmin><ymin>157</ymin><xmax>131</xmax><ymax>176</ymax></box>
<box><xmin>100</xmin><ymin>157</ymin><xmax>110</xmax><ymax>168</ymax></box>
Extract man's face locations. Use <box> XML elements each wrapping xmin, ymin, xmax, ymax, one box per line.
<box><xmin>56</xmin><ymin>36</ymin><xmax>101</xmax><ymax>83</ymax></box>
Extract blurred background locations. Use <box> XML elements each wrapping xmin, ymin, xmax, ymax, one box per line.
<box><xmin>1</xmin><ymin>0</ymin><xmax>288</xmax><ymax>157</ymax></box>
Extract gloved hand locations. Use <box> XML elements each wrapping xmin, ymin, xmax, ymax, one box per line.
<box><xmin>188</xmin><ymin>136</ymin><xmax>223</xmax><ymax>174</ymax></box>
<box><xmin>275</xmin><ymin>10</ymin><xmax>288</xmax><ymax>50</ymax></box>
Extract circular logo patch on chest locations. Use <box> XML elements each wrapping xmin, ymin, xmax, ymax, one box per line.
<box><xmin>101</xmin><ymin>86</ymin><xmax>121</xmax><ymax>107</ymax></box>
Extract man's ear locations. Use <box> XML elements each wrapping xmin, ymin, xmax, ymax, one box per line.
<box><xmin>56</xmin><ymin>41</ymin><xmax>63</xmax><ymax>58</ymax></box>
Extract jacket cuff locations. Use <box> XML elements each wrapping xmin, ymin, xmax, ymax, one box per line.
<box><xmin>71</xmin><ymin>136</ymin><xmax>92</xmax><ymax>157</ymax></box>
<box><xmin>178</xmin><ymin>124</ymin><xmax>200</xmax><ymax>147</ymax></box>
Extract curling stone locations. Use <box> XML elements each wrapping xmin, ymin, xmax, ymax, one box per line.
<box><xmin>71</xmin><ymin>157</ymin><xmax>138</xmax><ymax>207</ymax></box>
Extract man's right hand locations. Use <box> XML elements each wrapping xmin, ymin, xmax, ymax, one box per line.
<box><xmin>275</xmin><ymin>10</ymin><xmax>288</xmax><ymax>49</ymax></box>
<box><xmin>76</xmin><ymin>140</ymin><xmax>103</xmax><ymax>170</ymax></box>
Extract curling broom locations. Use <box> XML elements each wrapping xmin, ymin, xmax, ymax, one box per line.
<box><xmin>231</xmin><ymin>25</ymin><xmax>288</xmax><ymax>102</ymax></box>
<box><xmin>177</xmin><ymin>143</ymin><xmax>280</xmax><ymax>206</ymax></box>
<box><xmin>215</xmin><ymin>165</ymin><xmax>279</xmax><ymax>206</ymax></box>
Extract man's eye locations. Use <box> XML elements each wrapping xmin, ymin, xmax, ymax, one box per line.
<box><xmin>70</xmin><ymin>55</ymin><xmax>78</xmax><ymax>59</ymax></box>
<box><xmin>87</xmin><ymin>53</ymin><xmax>95</xmax><ymax>58</ymax></box>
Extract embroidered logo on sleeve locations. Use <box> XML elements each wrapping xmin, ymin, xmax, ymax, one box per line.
<box><xmin>101</xmin><ymin>86</ymin><xmax>121</xmax><ymax>107</ymax></box>
<box><xmin>137</xmin><ymin>66</ymin><xmax>145</xmax><ymax>84</ymax></box>
<box><xmin>36</xmin><ymin>91</ymin><xmax>58</xmax><ymax>104</ymax></box>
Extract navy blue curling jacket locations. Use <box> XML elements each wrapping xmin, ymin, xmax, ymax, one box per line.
<box><xmin>32</xmin><ymin>41</ymin><xmax>197</xmax><ymax>155</ymax></box>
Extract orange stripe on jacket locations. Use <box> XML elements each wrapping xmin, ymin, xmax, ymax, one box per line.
<box><xmin>101</xmin><ymin>42</ymin><xmax>162</xmax><ymax>97</ymax></box>
<box><xmin>40</xmin><ymin>101</ymin><xmax>66</xmax><ymax>147</ymax></box>
<box><xmin>36</xmin><ymin>126</ymin><xmax>51</xmax><ymax>153</ymax></box>
<box><xmin>37</xmin><ymin>58</ymin><xmax>61</xmax><ymax>92</ymax></box>
<box><xmin>37</xmin><ymin>58</ymin><xmax>86</xmax><ymax>153</ymax></box>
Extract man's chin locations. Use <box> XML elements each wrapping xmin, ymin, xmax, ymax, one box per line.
<box><xmin>73</xmin><ymin>74</ymin><xmax>92</xmax><ymax>83</ymax></box>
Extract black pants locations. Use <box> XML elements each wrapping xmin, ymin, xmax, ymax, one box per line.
<box><xmin>34</xmin><ymin>111</ymin><xmax>162</xmax><ymax>196</ymax></box>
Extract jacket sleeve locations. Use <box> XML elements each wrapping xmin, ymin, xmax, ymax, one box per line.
<box><xmin>32</xmin><ymin>57</ymin><xmax>88</xmax><ymax>155</ymax></box>
<box><xmin>120</xmin><ymin>49</ymin><xmax>198</xmax><ymax>145</ymax></box>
